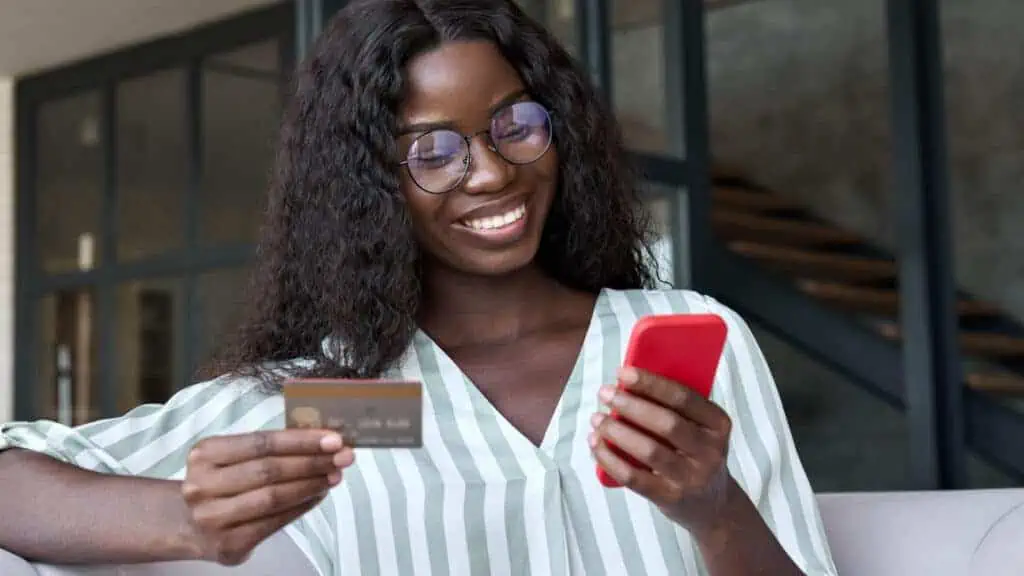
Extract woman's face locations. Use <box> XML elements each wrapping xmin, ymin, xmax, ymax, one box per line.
<box><xmin>397</xmin><ymin>40</ymin><xmax>559</xmax><ymax>277</ymax></box>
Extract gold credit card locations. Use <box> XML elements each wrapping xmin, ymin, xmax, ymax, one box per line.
<box><xmin>283</xmin><ymin>379</ymin><xmax>423</xmax><ymax>449</ymax></box>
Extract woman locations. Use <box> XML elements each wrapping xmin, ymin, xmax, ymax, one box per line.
<box><xmin>0</xmin><ymin>1</ymin><xmax>837</xmax><ymax>575</ymax></box>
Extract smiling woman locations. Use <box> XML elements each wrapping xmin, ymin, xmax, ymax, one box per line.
<box><xmin>0</xmin><ymin>1</ymin><xmax>837</xmax><ymax>575</ymax></box>
<box><xmin>398</xmin><ymin>43</ymin><xmax>560</xmax><ymax>277</ymax></box>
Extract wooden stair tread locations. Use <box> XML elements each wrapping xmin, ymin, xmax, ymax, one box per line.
<box><xmin>727</xmin><ymin>242</ymin><xmax>897</xmax><ymax>282</ymax></box>
<box><xmin>797</xmin><ymin>280</ymin><xmax>999</xmax><ymax>317</ymax></box>
<box><xmin>713</xmin><ymin>186</ymin><xmax>799</xmax><ymax>213</ymax></box>
<box><xmin>967</xmin><ymin>372</ymin><xmax>1024</xmax><ymax>395</ymax></box>
<box><xmin>877</xmin><ymin>322</ymin><xmax>1024</xmax><ymax>357</ymax></box>
<box><xmin>713</xmin><ymin>210</ymin><xmax>862</xmax><ymax>246</ymax></box>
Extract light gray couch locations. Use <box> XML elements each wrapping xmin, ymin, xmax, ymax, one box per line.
<box><xmin>2</xmin><ymin>489</ymin><xmax>1022</xmax><ymax>575</ymax></box>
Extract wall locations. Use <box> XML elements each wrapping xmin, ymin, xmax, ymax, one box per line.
<box><xmin>0</xmin><ymin>78</ymin><xmax>13</xmax><ymax>422</ymax></box>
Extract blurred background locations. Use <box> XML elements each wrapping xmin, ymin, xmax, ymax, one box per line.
<box><xmin>0</xmin><ymin>0</ymin><xmax>1020</xmax><ymax>493</ymax></box>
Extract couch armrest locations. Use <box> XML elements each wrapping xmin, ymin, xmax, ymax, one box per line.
<box><xmin>971</xmin><ymin>500</ymin><xmax>1024</xmax><ymax>576</ymax></box>
<box><xmin>0</xmin><ymin>546</ymin><xmax>38</xmax><ymax>576</ymax></box>
<box><xmin>818</xmin><ymin>489</ymin><xmax>1024</xmax><ymax>576</ymax></box>
<box><xmin>1</xmin><ymin>531</ymin><xmax>319</xmax><ymax>576</ymax></box>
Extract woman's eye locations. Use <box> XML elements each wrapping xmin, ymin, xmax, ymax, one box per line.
<box><xmin>413</xmin><ymin>153</ymin><xmax>456</xmax><ymax>168</ymax></box>
<box><xmin>495</xmin><ymin>124</ymin><xmax>530</xmax><ymax>141</ymax></box>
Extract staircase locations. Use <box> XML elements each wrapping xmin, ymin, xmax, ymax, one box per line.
<box><xmin>710</xmin><ymin>176</ymin><xmax>1024</xmax><ymax>399</ymax></box>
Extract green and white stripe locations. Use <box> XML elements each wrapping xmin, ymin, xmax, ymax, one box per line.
<box><xmin>0</xmin><ymin>288</ymin><xmax>838</xmax><ymax>576</ymax></box>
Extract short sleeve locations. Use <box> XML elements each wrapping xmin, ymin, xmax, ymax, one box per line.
<box><xmin>0</xmin><ymin>375</ymin><xmax>339</xmax><ymax>576</ymax></box>
<box><xmin>703</xmin><ymin>295</ymin><xmax>839</xmax><ymax>576</ymax></box>
<box><xmin>0</xmin><ymin>376</ymin><xmax>277</xmax><ymax>479</ymax></box>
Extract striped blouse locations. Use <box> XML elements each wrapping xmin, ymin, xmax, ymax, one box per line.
<box><xmin>0</xmin><ymin>288</ymin><xmax>838</xmax><ymax>576</ymax></box>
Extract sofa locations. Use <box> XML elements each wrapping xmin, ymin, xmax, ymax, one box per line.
<box><xmin>2</xmin><ymin>489</ymin><xmax>1021</xmax><ymax>575</ymax></box>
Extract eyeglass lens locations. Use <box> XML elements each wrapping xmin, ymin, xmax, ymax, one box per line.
<box><xmin>405</xmin><ymin>101</ymin><xmax>552</xmax><ymax>193</ymax></box>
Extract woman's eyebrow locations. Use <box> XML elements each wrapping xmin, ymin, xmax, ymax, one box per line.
<box><xmin>398</xmin><ymin>119</ymin><xmax>454</xmax><ymax>136</ymax></box>
<box><xmin>488</xmin><ymin>88</ymin><xmax>528</xmax><ymax>114</ymax></box>
<box><xmin>398</xmin><ymin>88</ymin><xmax>529</xmax><ymax>136</ymax></box>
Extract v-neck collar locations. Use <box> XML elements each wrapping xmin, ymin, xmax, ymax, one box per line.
<box><xmin>407</xmin><ymin>288</ymin><xmax>608</xmax><ymax>454</ymax></box>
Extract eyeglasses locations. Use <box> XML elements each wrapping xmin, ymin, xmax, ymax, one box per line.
<box><xmin>399</xmin><ymin>101</ymin><xmax>553</xmax><ymax>194</ymax></box>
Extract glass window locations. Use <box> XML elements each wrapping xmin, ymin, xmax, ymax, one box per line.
<box><xmin>20</xmin><ymin>14</ymin><xmax>291</xmax><ymax>422</ymax></box>
<box><xmin>968</xmin><ymin>451</ymin><xmax>1019</xmax><ymax>489</ymax></box>
<box><xmin>705</xmin><ymin>1</ymin><xmax>907</xmax><ymax>487</ymax></box>
<box><xmin>200</xmin><ymin>41</ymin><xmax>283</xmax><ymax>246</ymax></box>
<box><xmin>37</xmin><ymin>290</ymin><xmax>100</xmax><ymax>425</ymax></box>
<box><xmin>36</xmin><ymin>92</ymin><xmax>103</xmax><ymax>274</ymax></box>
<box><xmin>941</xmin><ymin>0</ymin><xmax>1024</xmax><ymax>463</ymax></box>
<box><xmin>195</xmin><ymin>267</ymin><xmax>253</xmax><ymax>371</ymax></box>
<box><xmin>115</xmin><ymin>279</ymin><xmax>184</xmax><ymax>412</ymax></box>
<box><xmin>611</xmin><ymin>0</ymin><xmax>671</xmax><ymax>155</ymax></box>
<box><xmin>644</xmin><ymin>186</ymin><xmax>680</xmax><ymax>288</ymax></box>
<box><xmin>749</xmin><ymin>320</ymin><xmax>914</xmax><ymax>491</ymax></box>
<box><xmin>116</xmin><ymin>69</ymin><xmax>188</xmax><ymax>261</ymax></box>
<box><xmin>515</xmin><ymin>0</ymin><xmax>578</xmax><ymax>56</ymax></box>
<box><xmin>206</xmin><ymin>41</ymin><xmax>281</xmax><ymax>75</ymax></box>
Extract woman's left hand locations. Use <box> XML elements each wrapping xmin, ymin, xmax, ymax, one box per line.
<box><xmin>589</xmin><ymin>366</ymin><xmax>735</xmax><ymax>532</ymax></box>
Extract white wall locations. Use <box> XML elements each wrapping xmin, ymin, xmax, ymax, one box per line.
<box><xmin>0</xmin><ymin>78</ymin><xmax>12</xmax><ymax>422</ymax></box>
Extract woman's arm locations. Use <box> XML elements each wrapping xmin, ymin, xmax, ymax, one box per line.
<box><xmin>705</xmin><ymin>297</ymin><xmax>838</xmax><ymax>575</ymax></box>
<box><xmin>0</xmin><ymin>449</ymin><xmax>200</xmax><ymax>563</ymax></box>
<box><xmin>0</xmin><ymin>376</ymin><xmax>347</xmax><ymax>567</ymax></box>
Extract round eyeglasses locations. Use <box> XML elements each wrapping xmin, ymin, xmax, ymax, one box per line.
<box><xmin>399</xmin><ymin>101</ymin><xmax>553</xmax><ymax>194</ymax></box>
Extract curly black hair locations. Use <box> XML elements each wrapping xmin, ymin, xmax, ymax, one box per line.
<box><xmin>210</xmin><ymin>0</ymin><xmax>659</xmax><ymax>386</ymax></box>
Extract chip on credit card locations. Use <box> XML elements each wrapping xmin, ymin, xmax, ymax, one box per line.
<box><xmin>283</xmin><ymin>379</ymin><xmax>423</xmax><ymax>449</ymax></box>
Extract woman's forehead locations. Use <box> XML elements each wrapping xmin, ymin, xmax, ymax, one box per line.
<box><xmin>400</xmin><ymin>40</ymin><xmax>525</xmax><ymax>129</ymax></box>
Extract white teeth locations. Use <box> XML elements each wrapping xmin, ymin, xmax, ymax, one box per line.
<box><xmin>464</xmin><ymin>204</ymin><xmax>526</xmax><ymax>231</ymax></box>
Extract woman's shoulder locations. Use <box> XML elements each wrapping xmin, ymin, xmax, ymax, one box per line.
<box><xmin>601</xmin><ymin>287</ymin><xmax>738</xmax><ymax>318</ymax></box>
<box><xmin>133</xmin><ymin>357</ymin><xmax>316</xmax><ymax>420</ymax></box>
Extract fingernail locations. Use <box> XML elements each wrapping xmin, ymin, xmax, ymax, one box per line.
<box><xmin>334</xmin><ymin>448</ymin><xmax>355</xmax><ymax>468</ymax></box>
<box><xmin>588</xmin><ymin>432</ymin><xmax>597</xmax><ymax>448</ymax></box>
<box><xmin>321</xmin><ymin>433</ymin><xmax>343</xmax><ymax>451</ymax></box>
<box><xmin>598</xmin><ymin>385</ymin><xmax>615</xmax><ymax>404</ymax></box>
<box><xmin>618</xmin><ymin>367</ymin><xmax>639</xmax><ymax>384</ymax></box>
<box><xmin>328</xmin><ymin>471</ymin><xmax>342</xmax><ymax>485</ymax></box>
<box><xmin>590</xmin><ymin>412</ymin><xmax>605</xmax><ymax>428</ymax></box>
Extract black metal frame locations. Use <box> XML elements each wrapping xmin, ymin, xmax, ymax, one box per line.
<box><xmin>887</xmin><ymin>0</ymin><xmax>967</xmax><ymax>489</ymax></box>
<box><xmin>13</xmin><ymin>3</ymin><xmax>295</xmax><ymax>420</ymax></box>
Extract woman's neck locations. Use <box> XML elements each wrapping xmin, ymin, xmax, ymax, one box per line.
<box><xmin>418</xmin><ymin>262</ymin><xmax>580</xmax><ymax>349</ymax></box>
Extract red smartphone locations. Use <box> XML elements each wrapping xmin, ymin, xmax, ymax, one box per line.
<box><xmin>596</xmin><ymin>313</ymin><xmax>728</xmax><ymax>488</ymax></box>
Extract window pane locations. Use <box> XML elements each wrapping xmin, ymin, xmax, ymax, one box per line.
<box><xmin>644</xmin><ymin>187</ymin><xmax>678</xmax><ymax>288</ymax></box>
<box><xmin>115</xmin><ymin>279</ymin><xmax>184</xmax><ymax>412</ymax></box>
<box><xmin>206</xmin><ymin>41</ymin><xmax>281</xmax><ymax>75</ymax></box>
<box><xmin>968</xmin><ymin>451</ymin><xmax>1020</xmax><ymax>489</ymax></box>
<box><xmin>195</xmin><ymin>268</ymin><xmax>253</xmax><ymax>371</ymax></box>
<box><xmin>36</xmin><ymin>92</ymin><xmax>103</xmax><ymax>274</ymax></box>
<box><xmin>706</xmin><ymin>2</ymin><xmax>904</xmax><ymax>487</ymax></box>
<box><xmin>514</xmin><ymin>0</ymin><xmax>578</xmax><ymax>56</ymax></box>
<box><xmin>940</xmin><ymin>0</ymin><xmax>1024</xmax><ymax>462</ymax></box>
<box><xmin>751</xmin><ymin>320</ymin><xmax>914</xmax><ymax>491</ymax></box>
<box><xmin>37</xmin><ymin>290</ymin><xmax>100</xmax><ymax>424</ymax></box>
<box><xmin>200</xmin><ymin>41</ymin><xmax>282</xmax><ymax>245</ymax></box>
<box><xmin>612</xmin><ymin>0</ymin><xmax>671</xmax><ymax>155</ymax></box>
<box><xmin>117</xmin><ymin>69</ymin><xmax>187</xmax><ymax>260</ymax></box>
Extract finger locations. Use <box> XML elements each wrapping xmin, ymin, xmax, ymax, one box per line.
<box><xmin>192</xmin><ymin>476</ymin><xmax>334</xmax><ymax>529</ymax></box>
<box><xmin>591</xmin><ymin>412</ymin><xmax>687</xmax><ymax>480</ymax></box>
<box><xmin>189</xmin><ymin>430</ymin><xmax>344</xmax><ymax>467</ymax></box>
<box><xmin>618</xmin><ymin>367</ymin><xmax>731</xmax><ymax>432</ymax></box>
<box><xmin>211</xmin><ymin>492</ymin><xmax>328</xmax><ymax>566</ymax></box>
<box><xmin>599</xmin><ymin>385</ymin><xmax>703</xmax><ymax>453</ymax></box>
<box><xmin>190</xmin><ymin>451</ymin><xmax>352</xmax><ymax>498</ymax></box>
<box><xmin>591</xmin><ymin>433</ymin><xmax>679</xmax><ymax>504</ymax></box>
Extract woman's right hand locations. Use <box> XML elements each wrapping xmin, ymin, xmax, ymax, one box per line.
<box><xmin>181</xmin><ymin>429</ymin><xmax>352</xmax><ymax>565</ymax></box>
